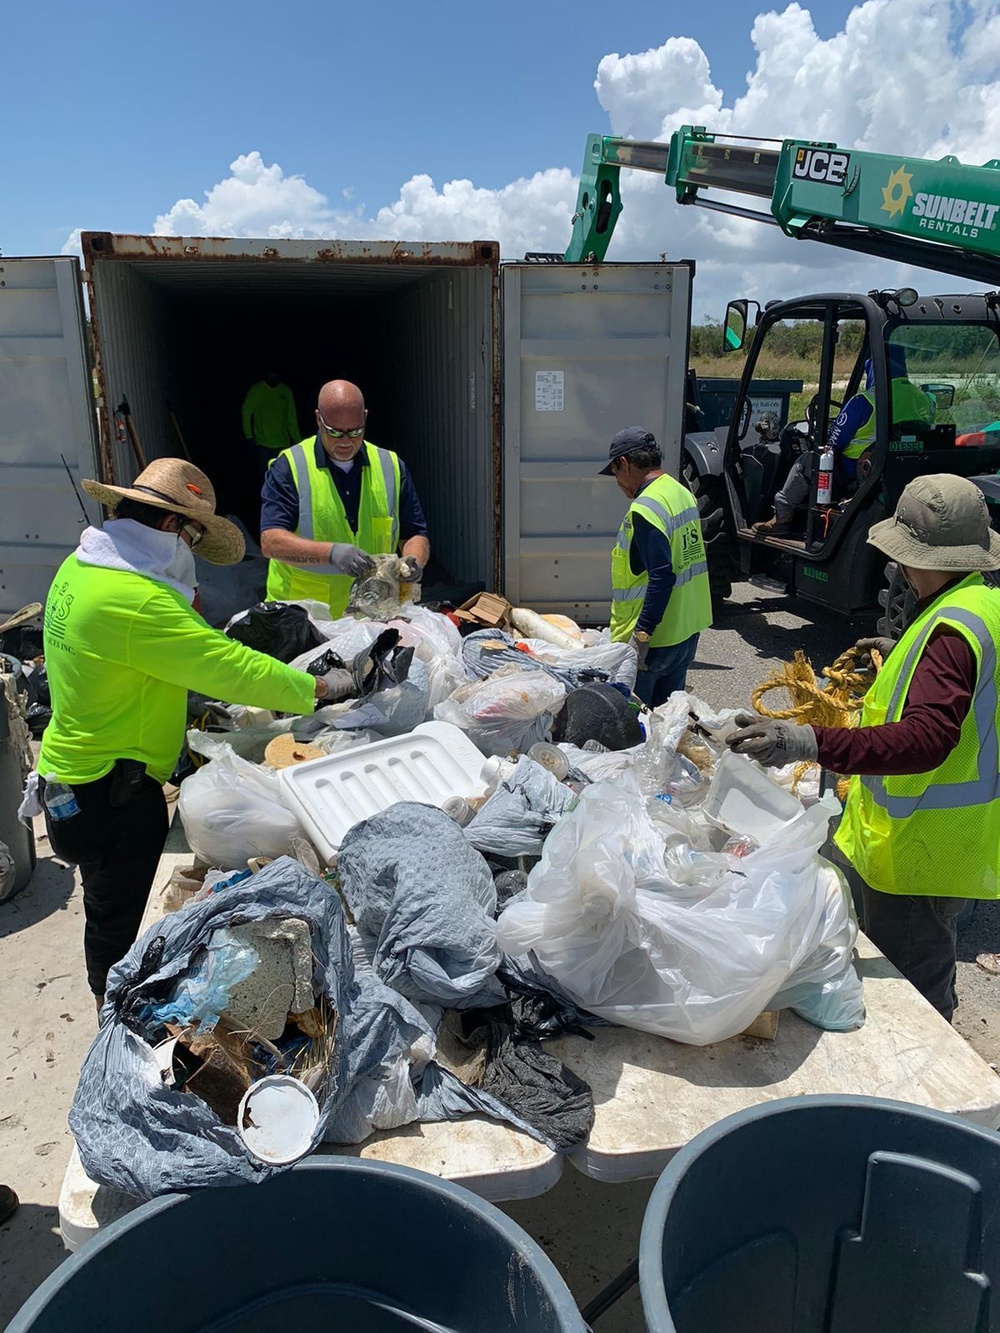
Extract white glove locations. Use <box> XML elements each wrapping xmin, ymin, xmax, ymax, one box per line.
<box><xmin>399</xmin><ymin>555</ymin><xmax>423</xmax><ymax>583</ymax></box>
<box><xmin>328</xmin><ymin>543</ymin><xmax>375</xmax><ymax>578</ymax></box>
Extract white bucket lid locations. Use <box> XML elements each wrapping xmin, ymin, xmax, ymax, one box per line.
<box><xmin>238</xmin><ymin>1075</ymin><xmax>320</xmax><ymax>1165</ymax></box>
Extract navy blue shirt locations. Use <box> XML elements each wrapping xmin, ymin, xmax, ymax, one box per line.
<box><xmin>260</xmin><ymin>437</ymin><xmax>429</xmax><ymax>541</ymax></box>
<box><xmin>628</xmin><ymin>478</ymin><xmax>676</xmax><ymax>636</ymax></box>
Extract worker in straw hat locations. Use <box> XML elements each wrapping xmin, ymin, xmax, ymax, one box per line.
<box><xmin>35</xmin><ymin>458</ymin><xmax>352</xmax><ymax>1011</ymax></box>
<box><xmin>728</xmin><ymin>475</ymin><xmax>1000</xmax><ymax>1020</ymax></box>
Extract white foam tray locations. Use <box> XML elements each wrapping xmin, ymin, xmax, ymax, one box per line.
<box><xmin>278</xmin><ymin>721</ymin><xmax>488</xmax><ymax>862</ymax></box>
<box><xmin>703</xmin><ymin>748</ymin><xmax>803</xmax><ymax>844</ymax></box>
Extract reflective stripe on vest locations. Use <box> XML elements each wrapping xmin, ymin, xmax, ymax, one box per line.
<box><xmin>842</xmin><ymin>378</ymin><xmax>935</xmax><ymax>459</ymax></box>
<box><xmin>861</xmin><ymin>606</ymin><xmax>1000</xmax><ymax>815</ymax></box>
<box><xmin>609</xmin><ymin>473</ymin><xmax>712</xmax><ymax>647</ymax></box>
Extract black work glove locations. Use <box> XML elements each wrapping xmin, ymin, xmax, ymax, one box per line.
<box><xmin>855</xmin><ymin>636</ymin><xmax>894</xmax><ymax>661</ymax></box>
<box><xmin>398</xmin><ymin>556</ymin><xmax>423</xmax><ymax>583</ymax></box>
<box><xmin>328</xmin><ymin>543</ymin><xmax>376</xmax><ymax>578</ymax></box>
<box><xmin>728</xmin><ymin>713</ymin><xmax>818</xmax><ymax>767</ymax></box>
<box><xmin>628</xmin><ymin>634</ymin><xmax>650</xmax><ymax>671</ymax></box>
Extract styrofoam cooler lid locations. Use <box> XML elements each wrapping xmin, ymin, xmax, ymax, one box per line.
<box><xmin>278</xmin><ymin>721</ymin><xmax>488</xmax><ymax>862</ymax></box>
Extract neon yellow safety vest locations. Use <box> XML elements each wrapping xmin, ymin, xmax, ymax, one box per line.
<box><xmin>842</xmin><ymin>378</ymin><xmax>935</xmax><ymax>459</ymax></box>
<box><xmin>265</xmin><ymin>439</ymin><xmax>401</xmax><ymax>618</ymax></box>
<box><xmin>609</xmin><ymin>472</ymin><xmax>712</xmax><ymax>647</ymax></box>
<box><xmin>835</xmin><ymin>575</ymin><xmax>1000</xmax><ymax>898</ymax></box>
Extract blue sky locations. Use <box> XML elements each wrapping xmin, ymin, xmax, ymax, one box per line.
<box><xmin>4</xmin><ymin>0</ymin><xmax>859</xmax><ymax>256</ymax></box>
<box><xmin>3</xmin><ymin>0</ymin><xmax>996</xmax><ymax>317</ymax></box>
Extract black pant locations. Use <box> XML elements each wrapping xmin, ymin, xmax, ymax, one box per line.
<box><xmin>43</xmin><ymin>770</ymin><xmax>169</xmax><ymax>996</ymax></box>
<box><xmin>861</xmin><ymin>883</ymin><xmax>965</xmax><ymax>1022</ymax></box>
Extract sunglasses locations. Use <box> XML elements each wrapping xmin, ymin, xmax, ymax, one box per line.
<box><xmin>318</xmin><ymin>413</ymin><xmax>365</xmax><ymax>440</ymax></box>
<box><xmin>181</xmin><ymin>521</ymin><xmax>205</xmax><ymax>549</ymax></box>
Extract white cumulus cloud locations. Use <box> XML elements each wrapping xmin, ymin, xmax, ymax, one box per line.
<box><xmin>62</xmin><ymin>0</ymin><xmax>1000</xmax><ymax>319</ymax></box>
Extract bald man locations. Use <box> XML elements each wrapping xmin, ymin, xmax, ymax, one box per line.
<box><xmin>261</xmin><ymin>380</ymin><xmax>431</xmax><ymax>618</ymax></box>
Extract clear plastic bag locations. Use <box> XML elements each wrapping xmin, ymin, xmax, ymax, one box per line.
<box><xmin>434</xmin><ymin>668</ymin><xmax>566</xmax><ymax>757</ymax></box>
<box><xmin>142</xmin><ymin>927</ymin><xmax>259</xmax><ymax>1032</ymax></box>
<box><xmin>496</xmin><ymin>773</ymin><xmax>856</xmax><ymax>1045</ymax></box>
<box><xmin>179</xmin><ymin>737</ymin><xmax>302</xmax><ymax>868</ymax></box>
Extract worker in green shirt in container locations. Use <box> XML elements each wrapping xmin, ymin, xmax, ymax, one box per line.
<box><xmin>242</xmin><ymin>371</ymin><xmax>300</xmax><ymax>487</ymax></box>
<box><xmin>36</xmin><ymin>458</ymin><xmax>349</xmax><ymax>1011</ymax></box>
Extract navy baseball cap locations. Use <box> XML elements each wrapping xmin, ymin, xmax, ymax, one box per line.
<box><xmin>599</xmin><ymin>426</ymin><xmax>658</xmax><ymax>475</ymax></box>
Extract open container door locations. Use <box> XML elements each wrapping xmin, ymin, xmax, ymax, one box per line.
<box><xmin>501</xmin><ymin>260</ymin><xmax>693</xmax><ymax>620</ymax></box>
<box><xmin>0</xmin><ymin>257</ymin><xmax>101</xmax><ymax>619</ymax></box>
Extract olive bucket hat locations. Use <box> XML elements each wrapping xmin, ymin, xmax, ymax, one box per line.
<box><xmin>82</xmin><ymin>458</ymin><xmax>245</xmax><ymax>565</ymax></box>
<box><xmin>867</xmin><ymin>474</ymin><xmax>1000</xmax><ymax>573</ymax></box>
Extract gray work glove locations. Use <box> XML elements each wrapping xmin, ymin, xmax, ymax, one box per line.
<box><xmin>628</xmin><ymin>634</ymin><xmax>650</xmax><ymax>671</ymax></box>
<box><xmin>328</xmin><ymin>543</ymin><xmax>375</xmax><ymax>578</ymax></box>
<box><xmin>855</xmin><ymin>635</ymin><xmax>895</xmax><ymax>661</ymax></box>
<box><xmin>728</xmin><ymin>713</ymin><xmax>818</xmax><ymax>768</ymax></box>
<box><xmin>398</xmin><ymin>555</ymin><xmax>423</xmax><ymax>583</ymax></box>
<box><xmin>320</xmin><ymin>668</ymin><xmax>355</xmax><ymax>702</ymax></box>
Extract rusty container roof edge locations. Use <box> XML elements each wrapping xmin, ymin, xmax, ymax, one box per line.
<box><xmin>81</xmin><ymin>232</ymin><xmax>501</xmax><ymax>268</ymax></box>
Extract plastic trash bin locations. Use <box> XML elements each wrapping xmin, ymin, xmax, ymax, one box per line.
<box><xmin>639</xmin><ymin>1094</ymin><xmax>1000</xmax><ymax>1333</ymax></box>
<box><xmin>9</xmin><ymin>1157</ymin><xmax>586</xmax><ymax>1333</ymax></box>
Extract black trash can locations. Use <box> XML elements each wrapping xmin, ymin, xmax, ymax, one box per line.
<box><xmin>10</xmin><ymin>1158</ymin><xmax>587</xmax><ymax>1332</ymax></box>
<box><xmin>640</xmin><ymin>1094</ymin><xmax>1000</xmax><ymax>1333</ymax></box>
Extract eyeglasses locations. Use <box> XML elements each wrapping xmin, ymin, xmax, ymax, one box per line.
<box><xmin>318</xmin><ymin>413</ymin><xmax>365</xmax><ymax>440</ymax></box>
<box><xmin>182</xmin><ymin>521</ymin><xmax>205</xmax><ymax>549</ymax></box>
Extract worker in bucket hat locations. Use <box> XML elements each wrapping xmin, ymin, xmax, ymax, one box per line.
<box><xmin>729</xmin><ymin>475</ymin><xmax>1000</xmax><ymax>1020</ymax></box>
<box><xmin>35</xmin><ymin>458</ymin><xmax>351</xmax><ymax>1010</ymax></box>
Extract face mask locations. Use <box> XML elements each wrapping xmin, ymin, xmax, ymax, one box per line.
<box><xmin>165</xmin><ymin>534</ymin><xmax>198</xmax><ymax>595</ymax></box>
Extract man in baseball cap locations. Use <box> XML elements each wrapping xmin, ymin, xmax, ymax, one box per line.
<box><xmin>729</xmin><ymin>475</ymin><xmax>1000</xmax><ymax>1019</ymax></box>
<box><xmin>600</xmin><ymin>427</ymin><xmax>712</xmax><ymax>704</ymax></box>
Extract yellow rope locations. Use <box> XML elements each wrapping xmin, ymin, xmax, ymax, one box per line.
<box><xmin>750</xmin><ymin>645</ymin><xmax>882</xmax><ymax>728</ymax></box>
<box><xmin>750</xmin><ymin>644</ymin><xmax>883</xmax><ymax>802</ymax></box>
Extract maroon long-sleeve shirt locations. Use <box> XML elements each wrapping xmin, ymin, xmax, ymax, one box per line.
<box><xmin>814</xmin><ymin>587</ymin><xmax>977</xmax><ymax>776</ymax></box>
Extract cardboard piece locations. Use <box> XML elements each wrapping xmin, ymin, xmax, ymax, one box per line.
<box><xmin>452</xmin><ymin>592</ymin><xmax>512</xmax><ymax>630</ymax></box>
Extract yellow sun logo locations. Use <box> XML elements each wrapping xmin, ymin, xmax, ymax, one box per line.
<box><xmin>881</xmin><ymin>165</ymin><xmax>914</xmax><ymax>219</ymax></box>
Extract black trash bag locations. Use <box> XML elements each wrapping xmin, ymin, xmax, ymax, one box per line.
<box><xmin>224</xmin><ymin>602</ymin><xmax>324</xmax><ymax>663</ymax></box>
<box><xmin>25</xmin><ymin>703</ymin><xmax>53</xmax><ymax>738</ymax></box>
<box><xmin>552</xmin><ymin>681</ymin><xmax>643</xmax><ymax>752</ymax></box>
<box><xmin>349</xmin><ymin>628</ymin><xmax>414</xmax><ymax>699</ymax></box>
<box><xmin>305</xmin><ymin>648</ymin><xmax>347</xmax><ymax>677</ymax></box>
<box><xmin>439</xmin><ymin>1006</ymin><xmax>594</xmax><ymax>1152</ymax></box>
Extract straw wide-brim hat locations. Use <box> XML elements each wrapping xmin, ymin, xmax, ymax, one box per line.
<box><xmin>82</xmin><ymin>458</ymin><xmax>245</xmax><ymax>565</ymax></box>
<box><xmin>868</xmin><ymin>473</ymin><xmax>1000</xmax><ymax>573</ymax></box>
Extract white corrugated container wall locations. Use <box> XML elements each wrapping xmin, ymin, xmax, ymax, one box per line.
<box><xmin>82</xmin><ymin>234</ymin><xmax>500</xmax><ymax>591</ymax></box>
<box><xmin>0</xmin><ymin>257</ymin><xmax>101</xmax><ymax>620</ymax></box>
<box><xmin>503</xmin><ymin>261</ymin><xmax>693</xmax><ymax>618</ymax></box>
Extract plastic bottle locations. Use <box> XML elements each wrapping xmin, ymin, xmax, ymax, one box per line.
<box><xmin>43</xmin><ymin>775</ymin><xmax>80</xmax><ymax>821</ymax></box>
<box><xmin>816</xmin><ymin>444</ymin><xmax>835</xmax><ymax>505</ymax></box>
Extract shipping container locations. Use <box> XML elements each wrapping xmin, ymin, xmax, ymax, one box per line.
<box><xmin>0</xmin><ymin>236</ymin><xmax>693</xmax><ymax>622</ymax></box>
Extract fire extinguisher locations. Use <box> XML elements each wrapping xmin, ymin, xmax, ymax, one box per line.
<box><xmin>816</xmin><ymin>445</ymin><xmax>835</xmax><ymax>505</ymax></box>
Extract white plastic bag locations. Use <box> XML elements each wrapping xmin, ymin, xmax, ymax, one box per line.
<box><xmin>387</xmin><ymin>607</ymin><xmax>467</xmax><ymax>713</ymax></box>
<box><xmin>178</xmin><ymin>737</ymin><xmax>302</xmax><ymax>869</ymax></box>
<box><xmin>435</xmin><ymin>668</ymin><xmax>566</xmax><ymax>757</ymax></box>
<box><xmin>521</xmin><ymin>632</ymin><xmax>638</xmax><ymax>693</ymax></box>
<box><xmin>496</xmin><ymin>773</ymin><xmax>857</xmax><ymax>1045</ymax></box>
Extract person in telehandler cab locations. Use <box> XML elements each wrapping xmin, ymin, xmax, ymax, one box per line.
<box><xmin>754</xmin><ymin>345</ymin><xmax>934</xmax><ymax>536</ymax></box>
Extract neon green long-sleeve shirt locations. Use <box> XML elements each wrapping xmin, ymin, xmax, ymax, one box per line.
<box><xmin>38</xmin><ymin>557</ymin><xmax>317</xmax><ymax>785</ymax></box>
<box><xmin>242</xmin><ymin>380</ymin><xmax>299</xmax><ymax>451</ymax></box>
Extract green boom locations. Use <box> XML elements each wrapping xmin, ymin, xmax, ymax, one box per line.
<box><xmin>565</xmin><ymin>127</ymin><xmax>1000</xmax><ymax>286</ymax></box>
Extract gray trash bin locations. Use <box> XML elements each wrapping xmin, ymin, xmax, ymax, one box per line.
<box><xmin>640</xmin><ymin>1094</ymin><xmax>1000</xmax><ymax>1333</ymax></box>
<box><xmin>0</xmin><ymin>676</ymin><xmax>34</xmax><ymax>903</ymax></box>
<box><xmin>9</xmin><ymin>1157</ymin><xmax>587</xmax><ymax>1332</ymax></box>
